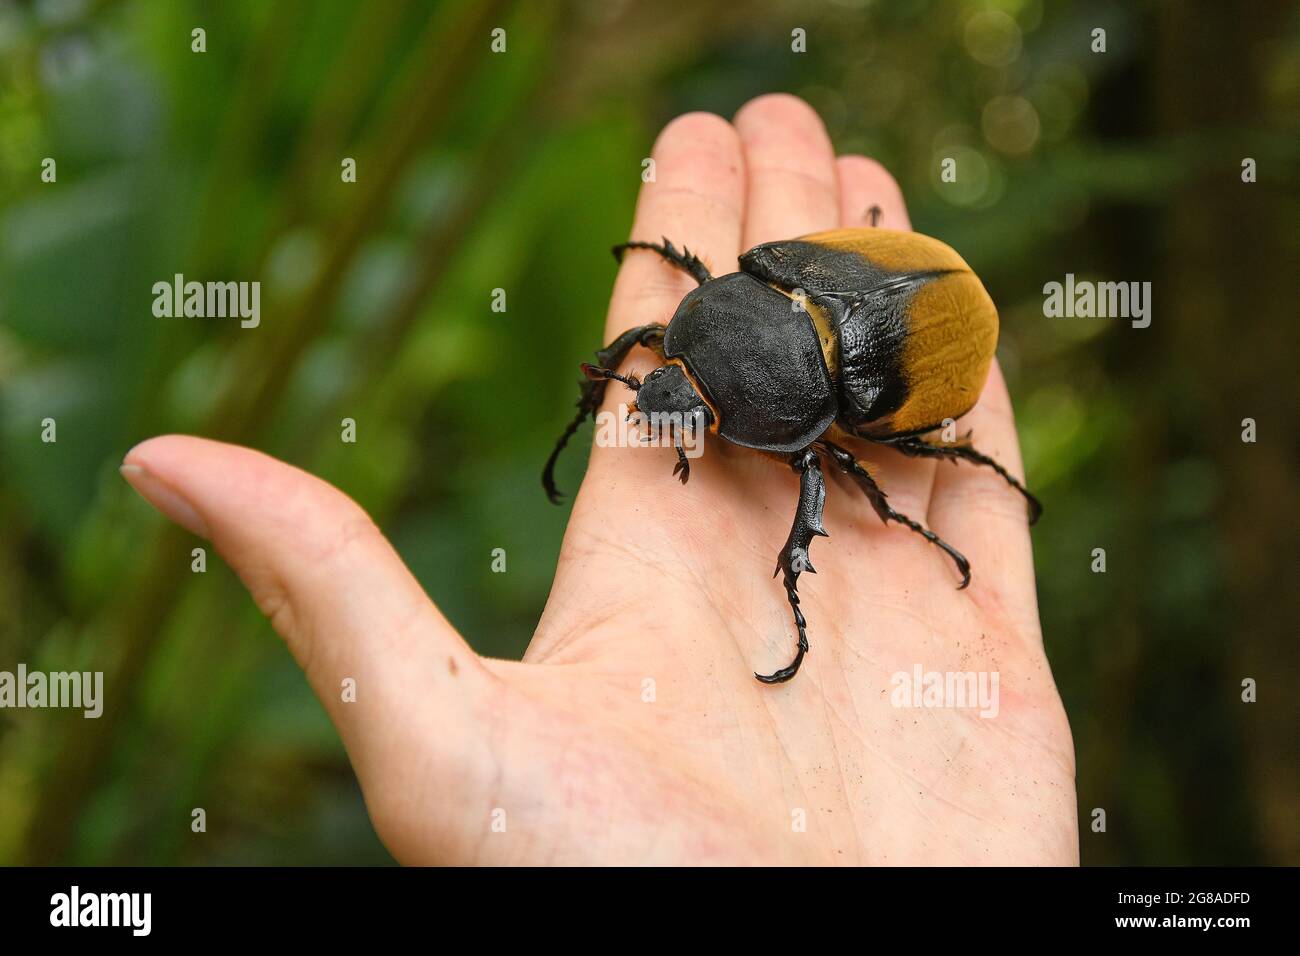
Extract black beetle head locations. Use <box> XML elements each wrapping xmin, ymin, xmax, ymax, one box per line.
<box><xmin>635</xmin><ymin>365</ymin><xmax>712</xmax><ymax>433</ymax></box>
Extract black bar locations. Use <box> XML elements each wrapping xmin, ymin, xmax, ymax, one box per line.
<box><xmin>0</xmin><ymin>866</ymin><xmax>1284</xmax><ymax>941</ymax></box>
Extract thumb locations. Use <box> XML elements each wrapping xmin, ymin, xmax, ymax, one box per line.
<box><xmin>119</xmin><ymin>435</ymin><xmax>493</xmax><ymax>783</ymax></box>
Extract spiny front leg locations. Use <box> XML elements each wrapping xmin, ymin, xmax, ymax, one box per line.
<box><xmin>611</xmin><ymin>237</ymin><xmax>712</xmax><ymax>286</ymax></box>
<box><xmin>543</xmin><ymin>323</ymin><xmax>665</xmax><ymax>503</ymax></box>
<box><xmin>820</xmin><ymin>440</ymin><xmax>971</xmax><ymax>589</ymax></box>
<box><xmin>756</xmin><ymin>448</ymin><xmax>828</xmax><ymax>685</ymax></box>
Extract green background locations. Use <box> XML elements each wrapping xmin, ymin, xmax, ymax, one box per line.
<box><xmin>1</xmin><ymin>0</ymin><xmax>1297</xmax><ymax>865</ymax></box>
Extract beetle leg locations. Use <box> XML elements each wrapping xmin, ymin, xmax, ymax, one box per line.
<box><xmin>611</xmin><ymin>237</ymin><xmax>712</xmax><ymax>286</ymax></box>
<box><xmin>543</xmin><ymin>323</ymin><xmax>666</xmax><ymax>503</ymax></box>
<box><xmin>820</xmin><ymin>440</ymin><xmax>972</xmax><ymax>589</ymax></box>
<box><xmin>876</xmin><ymin>435</ymin><xmax>1043</xmax><ymax>525</ymax></box>
<box><xmin>866</xmin><ymin>204</ymin><xmax>882</xmax><ymax>227</ymax></box>
<box><xmin>756</xmin><ymin>448</ymin><xmax>828</xmax><ymax>685</ymax></box>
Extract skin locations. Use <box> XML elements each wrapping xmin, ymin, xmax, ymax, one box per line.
<box><xmin>121</xmin><ymin>95</ymin><xmax>1078</xmax><ymax>865</ymax></box>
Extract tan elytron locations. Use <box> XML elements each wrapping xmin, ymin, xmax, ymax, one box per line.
<box><xmin>795</xmin><ymin>228</ymin><xmax>999</xmax><ymax>437</ymax></box>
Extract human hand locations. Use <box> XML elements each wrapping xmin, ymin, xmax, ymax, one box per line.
<box><xmin>122</xmin><ymin>94</ymin><xmax>1077</xmax><ymax>865</ymax></box>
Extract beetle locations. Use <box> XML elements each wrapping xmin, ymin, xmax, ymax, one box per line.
<box><xmin>542</xmin><ymin>214</ymin><xmax>1040</xmax><ymax>684</ymax></box>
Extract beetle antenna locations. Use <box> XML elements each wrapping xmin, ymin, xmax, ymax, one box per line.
<box><xmin>672</xmin><ymin>437</ymin><xmax>691</xmax><ymax>485</ymax></box>
<box><xmin>581</xmin><ymin>363</ymin><xmax>641</xmax><ymax>391</ymax></box>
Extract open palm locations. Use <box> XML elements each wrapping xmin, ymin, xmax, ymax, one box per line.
<box><xmin>123</xmin><ymin>95</ymin><xmax>1077</xmax><ymax>865</ymax></box>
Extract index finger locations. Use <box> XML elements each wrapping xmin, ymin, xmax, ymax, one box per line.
<box><xmin>604</xmin><ymin>112</ymin><xmax>746</xmax><ymax>343</ymax></box>
<box><xmin>570</xmin><ymin>112</ymin><xmax>744</xmax><ymax>522</ymax></box>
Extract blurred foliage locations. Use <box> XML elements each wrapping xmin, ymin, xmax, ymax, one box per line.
<box><xmin>1</xmin><ymin>0</ymin><xmax>1297</xmax><ymax>865</ymax></box>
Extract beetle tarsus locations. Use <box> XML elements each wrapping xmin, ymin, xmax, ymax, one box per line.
<box><xmin>755</xmin><ymin>630</ymin><xmax>807</xmax><ymax>684</ymax></box>
<box><xmin>612</xmin><ymin>237</ymin><xmax>712</xmax><ymax>286</ymax></box>
<box><xmin>821</xmin><ymin>440</ymin><xmax>971</xmax><ymax>588</ymax></box>
<box><xmin>756</xmin><ymin>449</ymin><xmax>826</xmax><ymax>684</ymax></box>
<box><xmin>878</xmin><ymin>434</ymin><xmax>1044</xmax><ymax>525</ymax></box>
<box><xmin>866</xmin><ymin>204</ymin><xmax>882</xmax><ymax>227</ymax></box>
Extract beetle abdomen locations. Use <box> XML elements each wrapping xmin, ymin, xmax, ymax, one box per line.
<box><xmin>663</xmin><ymin>273</ymin><xmax>838</xmax><ymax>453</ymax></box>
<box><xmin>739</xmin><ymin>228</ymin><xmax>998</xmax><ymax>438</ymax></box>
